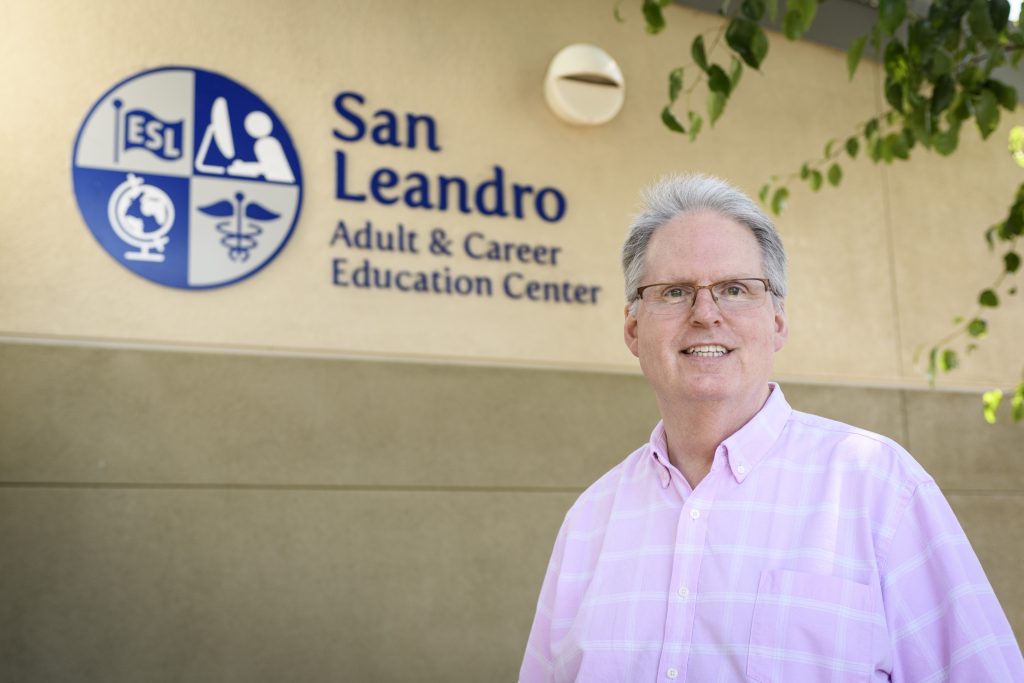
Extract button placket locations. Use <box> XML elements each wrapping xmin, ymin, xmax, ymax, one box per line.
<box><xmin>657</xmin><ymin>463</ymin><xmax>719</xmax><ymax>683</ymax></box>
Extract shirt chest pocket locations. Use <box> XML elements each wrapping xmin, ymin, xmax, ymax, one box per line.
<box><xmin>747</xmin><ymin>569</ymin><xmax>875</xmax><ymax>683</ymax></box>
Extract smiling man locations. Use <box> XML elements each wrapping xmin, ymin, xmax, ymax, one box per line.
<box><xmin>519</xmin><ymin>175</ymin><xmax>1023</xmax><ymax>682</ymax></box>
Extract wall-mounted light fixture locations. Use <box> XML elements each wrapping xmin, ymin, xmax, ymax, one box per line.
<box><xmin>544</xmin><ymin>44</ymin><xmax>625</xmax><ymax>126</ymax></box>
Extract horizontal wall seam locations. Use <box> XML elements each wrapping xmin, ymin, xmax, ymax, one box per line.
<box><xmin>0</xmin><ymin>481</ymin><xmax>585</xmax><ymax>494</ymax></box>
<box><xmin>0</xmin><ymin>482</ymin><xmax>1021</xmax><ymax>497</ymax></box>
<box><xmin>1</xmin><ymin>335</ymin><xmax>1018</xmax><ymax>393</ymax></box>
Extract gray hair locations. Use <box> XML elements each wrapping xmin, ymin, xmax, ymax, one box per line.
<box><xmin>622</xmin><ymin>173</ymin><xmax>787</xmax><ymax>312</ymax></box>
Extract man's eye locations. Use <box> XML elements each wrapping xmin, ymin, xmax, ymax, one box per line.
<box><xmin>721</xmin><ymin>282</ymin><xmax>749</xmax><ymax>297</ymax></box>
<box><xmin>663</xmin><ymin>287</ymin><xmax>687</xmax><ymax>300</ymax></box>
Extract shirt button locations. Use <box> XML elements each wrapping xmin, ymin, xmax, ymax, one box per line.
<box><xmin>666</xmin><ymin>668</ymin><xmax>679</xmax><ymax>679</ymax></box>
<box><xmin>690</xmin><ymin>509</ymin><xmax>700</xmax><ymax>520</ymax></box>
<box><xmin>678</xmin><ymin>586</ymin><xmax>689</xmax><ymax>599</ymax></box>
<box><xmin>737</xmin><ymin>463</ymin><xmax>747</xmax><ymax>475</ymax></box>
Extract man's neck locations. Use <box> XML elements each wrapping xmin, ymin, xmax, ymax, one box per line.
<box><xmin>658</xmin><ymin>388</ymin><xmax>770</xmax><ymax>489</ymax></box>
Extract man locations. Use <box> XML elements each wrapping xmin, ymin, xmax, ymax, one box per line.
<box><xmin>520</xmin><ymin>174</ymin><xmax>1024</xmax><ymax>682</ymax></box>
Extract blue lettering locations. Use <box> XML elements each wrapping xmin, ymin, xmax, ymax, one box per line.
<box><xmin>333</xmin><ymin>91</ymin><xmax>366</xmax><ymax>142</ymax></box>
<box><xmin>369</xmin><ymin>167</ymin><xmax>400</xmax><ymax>205</ymax></box>
<box><xmin>536</xmin><ymin>188</ymin><xmax>567</xmax><ymax>223</ymax></box>
<box><xmin>371</xmin><ymin>110</ymin><xmax>401</xmax><ymax>147</ymax></box>
<box><xmin>406</xmin><ymin>113</ymin><xmax>441</xmax><ymax>152</ymax></box>
<box><xmin>334</xmin><ymin>150</ymin><xmax>366</xmax><ymax>201</ymax></box>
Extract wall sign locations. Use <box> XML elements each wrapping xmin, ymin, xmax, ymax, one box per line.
<box><xmin>329</xmin><ymin>91</ymin><xmax>602</xmax><ymax>306</ymax></box>
<box><xmin>71</xmin><ymin>66</ymin><xmax>303</xmax><ymax>289</ymax></box>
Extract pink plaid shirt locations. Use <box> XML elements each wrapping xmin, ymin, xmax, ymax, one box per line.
<box><xmin>521</xmin><ymin>384</ymin><xmax>1023</xmax><ymax>682</ymax></box>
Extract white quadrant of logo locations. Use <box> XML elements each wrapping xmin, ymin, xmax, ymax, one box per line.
<box><xmin>72</xmin><ymin>66</ymin><xmax>303</xmax><ymax>289</ymax></box>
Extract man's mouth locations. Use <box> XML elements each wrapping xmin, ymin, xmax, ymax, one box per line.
<box><xmin>682</xmin><ymin>344</ymin><xmax>730</xmax><ymax>357</ymax></box>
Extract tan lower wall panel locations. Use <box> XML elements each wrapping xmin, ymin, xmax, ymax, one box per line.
<box><xmin>905</xmin><ymin>389</ymin><xmax>1024</xmax><ymax>492</ymax></box>
<box><xmin>0</xmin><ymin>342</ymin><xmax>658</xmax><ymax>489</ymax></box>
<box><xmin>947</xmin><ymin>493</ymin><xmax>1024</xmax><ymax>646</ymax></box>
<box><xmin>0</xmin><ymin>487</ymin><xmax>572</xmax><ymax>683</ymax></box>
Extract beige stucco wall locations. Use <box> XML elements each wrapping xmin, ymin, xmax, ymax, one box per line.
<box><xmin>2</xmin><ymin>0</ymin><xmax>1020</xmax><ymax>385</ymax></box>
<box><xmin>1</xmin><ymin>0</ymin><xmax>1022</xmax><ymax>681</ymax></box>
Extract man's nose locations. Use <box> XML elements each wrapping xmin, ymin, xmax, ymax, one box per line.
<box><xmin>688</xmin><ymin>287</ymin><xmax>722</xmax><ymax>325</ymax></box>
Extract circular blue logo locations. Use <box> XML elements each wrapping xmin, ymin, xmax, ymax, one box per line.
<box><xmin>72</xmin><ymin>66</ymin><xmax>303</xmax><ymax>289</ymax></box>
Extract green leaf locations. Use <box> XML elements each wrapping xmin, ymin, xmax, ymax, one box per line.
<box><xmin>800</xmin><ymin>162</ymin><xmax>810</xmax><ymax>180</ymax></box>
<box><xmin>687</xmin><ymin>111</ymin><xmax>703</xmax><ymax>141</ymax></box>
<box><xmin>968</xmin><ymin>0</ymin><xmax>998</xmax><ymax>46</ymax></box>
<box><xmin>847</xmin><ymin>36</ymin><xmax>867</xmax><ymax>80</ymax></box>
<box><xmin>885</xmin><ymin>78</ymin><xmax>904</xmax><ymax>112</ymax></box>
<box><xmin>1005</xmin><ymin>251</ymin><xmax>1021</xmax><ymax>273</ymax></box>
<box><xmin>868</xmin><ymin>135</ymin><xmax>883</xmax><ymax>162</ymax></box>
<box><xmin>932</xmin><ymin>124</ymin><xmax>960</xmax><ymax>155</ymax></box>
<box><xmin>827</xmin><ymin>163</ymin><xmax>843</xmax><ymax>186</ymax></box>
<box><xmin>886</xmin><ymin>132</ymin><xmax>910</xmax><ymax>160</ymax></box>
<box><xmin>741</xmin><ymin>0</ymin><xmax>765</xmax><ymax>21</ymax></box>
<box><xmin>708</xmin><ymin>64</ymin><xmax>732</xmax><ymax>96</ymax></box>
<box><xmin>974</xmin><ymin>89</ymin><xmax>1000</xmax><ymax>140</ymax></box>
<box><xmin>708</xmin><ymin>91</ymin><xmax>727</xmax><ymax>125</ymax></box>
<box><xmin>728</xmin><ymin>56</ymin><xmax>744</xmax><ymax>88</ymax></box>
<box><xmin>968</xmin><ymin>318</ymin><xmax>988</xmax><ymax>337</ymax></box>
<box><xmin>879</xmin><ymin>0</ymin><xmax>907</xmax><ymax>35</ymax></box>
<box><xmin>692</xmin><ymin>36</ymin><xmax>709</xmax><ymax>73</ymax></box>
<box><xmin>983</xmin><ymin>389</ymin><xmax>1003</xmax><ymax>424</ymax></box>
<box><xmin>824</xmin><ymin>139</ymin><xmax>836</xmax><ymax>158</ymax></box>
<box><xmin>927</xmin><ymin>347</ymin><xmax>938</xmax><ymax>385</ymax></box>
<box><xmin>758</xmin><ymin>183</ymin><xmax>770</xmax><ymax>203</ymax></box>
<box><xmin>930</xmin><ymin>75</ymin><xmax>955</xmax><ymax>115</ymax></box>
<box><xmin>809</xmin><ymin>169</ymin><xmax>823</xmax><ymax>191</ymax></box>
<box><xmin>1012</xmin><ymin>382</ymin><xmax>1024</xmax><ymax>422</ymax></box>
<box><xmin>643</xmin><ymin>0</ymin><xmax>668</xmax><ymax>34</ymax></box>
<box><xmin>986</xmin><ymin>80</ymin><xmax>1018</xmax><ymax>111</ymax></box>
<box><xmin>979</xmin><ymin>289</ymin><xmax>1000</xmax><ymax>307</ymax></box>
<box><xmin>661</xmin><ymin>106</ymin><xmax>686</xmax><ymax>133</ymax></box>
<box><xmin>771</xmin><ymin>187</ymin><xmax>789</xmax><ymax>215</ymax></box>
<box><xmin>845</xmin><ymin>136</ymin><xmax>860</xmax><ymax>158</ymax></box>
<box><xmin>726</xmin><ymin>19</ymin><xmax>769</xmax><ymax>69</ymax></box>
<box><xmin>766</xmin><ymin>0</ymin><xmax>779</xmax><ymax>22</ymax></box>
<box><xmin>669</xmin><ymin>67</ymin><xmax>684</xmax><ymax>103</ymax></box>
<box><xmin>939</xmin><ymin>349</ymin><xmax>959</xmax><ymax>371</ymax></box>
<box><xmin>958</xmin><ymin>65</ymin><xmax>984</xmax><ymax>91</ymax></box>
<box><xmin>929</xmin><ymin>49</ymin><xmax>953</xmax><ymax>79</ymax></box>
<box><xmin>613</xmin><ymin>0</ymin><xmax>626</xmax><ymax>22</ymax></box>
<box><xmin>992</xmin><ymin>0</ymin><xmax>1011</xmax><ymax>32</ymax></box>
<box><xmin>990</xmin><ymin>0</ymin><xmax>1011</xmax><ymax>32</ymax></box>
<box><xmin>783</xmin><ymin>9</ymin><xmax>804</xmax><ymax>40</ymax></box>
<box><xmin>865</xmin><ymin>118</ymin><xmax>879</xmax><ymax>139</ymax></box>
<box><xmin>792</xmin><ymin>0</ymin><xmax>818</xmax><ymax>31</ymax></box>
<box><xmin>884</xmin><ymin>40</ymin><xmax>909</xmax><ymax>83</ymax></box>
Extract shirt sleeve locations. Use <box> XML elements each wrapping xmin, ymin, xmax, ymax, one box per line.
<box><xmin>881</xmin><ymin>480</ymin><xmax>1024</xmax><ymax>681</ymax></box>
<box><xmin>519</xmin><ymin>518</ymin><xmax>568</xmax><ymax>683</ymax></box>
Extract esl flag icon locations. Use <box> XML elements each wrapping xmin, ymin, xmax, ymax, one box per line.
<box><xmin>72</xmin><ymin>67</ymin><xmax>303</xmax><ymax>289</ymax></box>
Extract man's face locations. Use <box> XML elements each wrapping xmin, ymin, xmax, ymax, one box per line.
<box><xmin>624</xmin><ymin>210</ymin><xmax>788</xmax><ymax>416</ymax></box>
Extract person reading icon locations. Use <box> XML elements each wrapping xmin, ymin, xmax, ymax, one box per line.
<box><xmin>227</xmin><ymin>111</ymin><xmax>295</xmax><ymax>183</ymax></box>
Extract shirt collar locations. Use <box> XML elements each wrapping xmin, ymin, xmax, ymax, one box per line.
<box><xmin>720</xmin><ymin>382</ymin><xmax>792</xmax><ymax>483</ymax></box>
<box><xmin>646</xmin><ymin>383</ymin><xmax>793</xmax><ymax>486</ymax></box>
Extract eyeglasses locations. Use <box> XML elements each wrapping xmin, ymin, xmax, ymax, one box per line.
<box><xmin>636</xmin><ymin>278</ymin><xmax>773</xmax><ymax>313</ymax></box>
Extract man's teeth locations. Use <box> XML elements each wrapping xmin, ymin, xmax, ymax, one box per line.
<box><xmin>684</xmin><ymin>345</ymin><xmax>729</xmax><ymax>357</ymax></box>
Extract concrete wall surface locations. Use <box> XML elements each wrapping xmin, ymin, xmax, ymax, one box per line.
<box><xmin>1</xmin><ymin>342</ymin><xmax>1021</xmax><ymax>682</ymax></box>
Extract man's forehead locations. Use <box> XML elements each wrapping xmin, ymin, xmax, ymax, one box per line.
<box><xmin>644</xmin><ymin>213</ymin><xmax>763</xmax><ymax>277</ymax></box>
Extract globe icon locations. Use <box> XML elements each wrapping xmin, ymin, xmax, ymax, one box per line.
<box><xmin>107</xmin><ymin>173</ymin><xmax>175</xmax><ymax>262</ymax></box>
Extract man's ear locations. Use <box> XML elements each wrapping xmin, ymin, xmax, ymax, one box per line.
<box><xmin>773</xmin><ymin>303</ymin><xmax>788</xmax><ymax>352</ymax></box>
<box><xmin>624</xmin><ymin>305</ymin><xmax>640</xmax><ymax>358</ymax></box>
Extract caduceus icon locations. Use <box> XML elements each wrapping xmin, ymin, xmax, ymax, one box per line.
<box><xmin>198</xmin><ymin>192</ymin><xmax>280</xmax><ymax>262</ymax></box>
